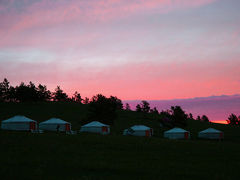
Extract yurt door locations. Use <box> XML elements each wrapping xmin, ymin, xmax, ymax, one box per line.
<box><xmin>102</xmin><ymin>126</ymin><xmax>108</xmax><ymax>133</ymax></box>
<box><xmin>65</xmin><ymin>124</ymin><xmax>70</xmax><ymax>131</ymax></box>
<box><xmin>145</xmin><ymin>130</ymin><xmax>150</xmax><ymax>137</ymax></box>
<box><xmin>29</xmin><ymin>122</ymin><xmax>36</xmax><ymax>130</ymax></box>
<box><xmin>184</xmin><ymin>132</ymin><xmax>189</xmax><ymax>139</ymax></box>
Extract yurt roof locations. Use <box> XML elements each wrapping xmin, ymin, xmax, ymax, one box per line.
<box><xmin>130</xmin><ymin>125</ymin><xmax>151</xmax><ymax>130</ymax></box>
<box><xmin>199</xmin><ymin>128</ymin><xmax>222</xmax><ymax>133</ymax></box>
<box><xmin>2</xmin><ymin>115</ymin><xmax>36</xmax><ymax>123</ymax></box>
<box><xmin>40</xmin><ymin>118</ymin><xmax>69</xmax><ymax>124</ymax></box>
<box><xmin>165</xmin><ymin>127</ymin><xmax>188</xmax><ymax>133</ymax></box>
<box><xmin>82</xmin><ymin>121</ymin><xmax>109</xmax><ymax>127</ymax></box>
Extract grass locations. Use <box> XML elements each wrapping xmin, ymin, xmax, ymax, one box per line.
<box><xmin>1</xmin><ymin>102</ymin><xmax>240</xmax><ymax>180</ymax></box>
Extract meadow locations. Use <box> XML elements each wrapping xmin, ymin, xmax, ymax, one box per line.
<box><xmin>1</xmin><ymin>102</ymin><xmax>240</xmax><ymax>180</ymax></box>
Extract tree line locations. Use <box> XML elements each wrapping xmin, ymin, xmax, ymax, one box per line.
<box><xmin>0</xmin><ymin>78</ymin><xmax>237</xmax><ymax>126</ymax></box>
<box><xmin>227</xmin><ymin>114</ymin><xmax>240</xmax><ymax>126</ymax></box>
<box><xmin>131</xmin><ymin>100</ymin><xmax>240</xmax><ymax>126</ymax></box>
<box><xmin>131</xmin><ymin>100</ymin><xmax>210</xmax><ymax>128</ymax></box>
<box><xmin>0</xmin><ymin>78</ymin><xmax>123</xmax><ymax>125</ymax></box>
<box><xmin>0</xmin><ymin>78</ymin><xmax>86</xmax><ymax>103</ymax></box>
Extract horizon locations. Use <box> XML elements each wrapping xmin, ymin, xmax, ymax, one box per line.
<box><xmin>1</xmin><ymin>77</ymin><xmax>239</xmax><ymax>124</ymax></box>
<box><xmin>1</xmin><ymin>77</ymin><xmax>240</xmax><ymax>101</ymax></box>
<box><xmin>124</xmin><ymin>94</ymin><xmax>240</xmax><ymax>124</ymax></box>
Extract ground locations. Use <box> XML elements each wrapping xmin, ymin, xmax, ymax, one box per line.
<box><xmin>0</xmin><ymin>102</ymin><xmax>240</xmax><ymax>180</ymax></box>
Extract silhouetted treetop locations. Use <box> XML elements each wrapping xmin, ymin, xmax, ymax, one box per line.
<box><xmin>87</xmin><ymin>94</ymin><xmax>123</xmax><ymax>125</ymax></box>
<box><xmin>158</xmin><ymin>106</ymin><xmax>188</xmax><ymax>127</ymax></box>
<box><xmin>136</xmin><ymin>100</ymin><xmax>150</xmax><ymax>113</ymax></box>
<box><xmin>72</xmin><ymin>91</ymin><xmax>83</xmax><ymax>103</ymax></box>
<box><xmin>201</xmin><ymin>115</ymin><xmax>210</xmax><ymax>122</ymax></box>
<box><xmin>170</xmin><ymin>106</ymin><xmax>188</xmax><ymax>127</ymax></box>
<box><xmin>83</xmin><ymin>97</ymin><xmax>89</xmax><ymax>104</ymax></box>
<box><xmin>125</xmin><ymin>103</ymin><xmax>131</xmax><ymax>111</ymax></box>
<box><xmin>150</xmin><ymin>107</ymin><xmax>159</xmax><ymax>114</ymax></box>
<box><xmin>227</xmin><ymin>113</ymin><xmax>239</xmax><ymax>125</ymax></box>
<box><xmin>196</xmin><ymin>115</ymin><xmax>201</xmax><ymax>121</ymax></box>
<box><xmin>37</xmin><ymin>84</ymin><xmax>52</xmax><ymax>101</ymax></box>
<box><xmin>0</xmin><ymin>78</ymin><xmax>10</xmax><ymax>102</ymax></box>
<box><xmin>52</xmin><ymin>86</ymin><xmax>68</xmax><ymax>102</ymax></box>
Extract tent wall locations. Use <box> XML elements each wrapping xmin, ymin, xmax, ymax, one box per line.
<box><xmin>198</xmin><ymin>132</ymin><xmax>223</xmax><ymax>139</ymax></box>
<box><xmin>164</xmin><ymin>132</ymin><xmax>190</xmax><ymax>139</ymax></box>
<box><xmin>123</xmin><ymin>129</ymin><xmax>128</xmax><ymax>135</ymax></box>
<box><xmin>127</xmin><ymin>129</ymin><xmax>153</xmax><ymax>137</ymax></box>
<box><xmin>132</xmin><ymin>130</ymin><xmax>146</xmax><ymax>137</ymax></box>
<box><xmin>39</xmin><ymin>123</ymin><xmax>71</xmax><ymax>132</ymax></box>
<box><xmin>1</xmin><ymin>122</ymin><xmax>37</xmax><ymax>131</ymax></box>
<box><xmin>80</xmin><ymin>126</ymin><xmax>110</xmax><ymax>135</ymax></box>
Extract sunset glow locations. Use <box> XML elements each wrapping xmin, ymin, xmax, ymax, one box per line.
<box><xmin>1</xmin><ymin>1</ymin><xmax>240</xmax><ymax>106</ymax></box>
<box><xmin>212</xmin><ymin>120</ymin><xmax>228</xmax><ymax>124</ymax></box>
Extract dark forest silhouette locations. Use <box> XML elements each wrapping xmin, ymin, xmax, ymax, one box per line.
<box><xmin>1</xmin><ymin>78</ymin><xmax>238</xmax><ymax>126</ymax></box>
<box><xmin>0</xmin><ymin>78</ymin><xmax>81</xmax><ymax>103</ymax></box>
<box><xmin>227</xmin><ymin>114</ymin><xmax>240</xmax><ymax>125</ymax></box>
<box><xmin>0</xmin><ymin>78</ymin><xmax>123</xmax><ymax>125</ymax></box>
<box><xmin>87</xmin><ymin>94</ymin><xmax>123</xmax><ymax>125</ymax></box>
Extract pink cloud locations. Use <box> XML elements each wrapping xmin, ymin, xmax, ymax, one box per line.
<box><xmin>0</xmin><ymin>0</ymin><xmax>221</xmax><ymax>50</ymax></box>
<box><xmin>1</xmin><ymin>0</ymin><xmax>239</xmax><ymax>102</ymax></box>
<box><xmin>1</xmin><ymin>0</ymin><xmax>217</xmax><ymax>34</ymax></box>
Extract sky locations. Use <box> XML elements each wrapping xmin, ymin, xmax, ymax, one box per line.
<box><xmin>0</xmin><ymin>0</ymin><xmax>240</xmax><ymax>101</ymax></box>
<box><xmin>125</xmin><ymin>94</ymin><xmax>240</xmax><ymax>123</ymax></box>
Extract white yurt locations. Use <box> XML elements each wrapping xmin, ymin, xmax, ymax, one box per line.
<box><xmin>39</xmin><ymin>118</ymin><xmax>71</xmax><ymax>132</ymax></box>
<box><xmin>1</xmin><ymin>115</ymin><xmax>37</xmax><ymax>131</ymax></box>
<box><xmin>198</xmin><ymin>128</ymin><xmax>223</xmax><ymax>140</ymax></box>
<box><xmin>123</xmin><ymin>125</ymin><xmax>153</xmax><ymax>137</ymax></box>
<box><xmin>164</xmin><ymin>127</ymin><xmax>190</xmax><ymax>139</ymax></box>
<box><xmin>79</xmin><ymin>121</ymin><xmax>110</xmax><ymax>135</ymax></box>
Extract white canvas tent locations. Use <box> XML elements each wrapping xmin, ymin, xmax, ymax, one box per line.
<box><xmin>198</xmin><ymin>128</ymin><xmax>223</xmax><ymax>140</ymax></box>
<box><xmin>123</xmin><ymin>125</ymin><xmax>153</xmax><ymax>137</ymax></box>
<box><xmin>39</xmin><ymin>118</ymin><xmax>71</xmax><ymax>132</ymax></box>
<box><xmin>1</xmin><ymin>115</ymin><xmax>37</xmax><ymax>131</ymax></box>
<box><xmin>164</xmin><ymin>127</ymin><xmax>190</xmax><ymax>139</ymax></box>
<box><xmin>79</xmin><ymin>121</ymin><xmax>110</xmax><ymax>135</ymax></box>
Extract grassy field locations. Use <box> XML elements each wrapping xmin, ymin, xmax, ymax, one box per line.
<box><xmin>1</xmin><ymin>102</ymin><xmax>240</xmax><ymax>180</ymax></box>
